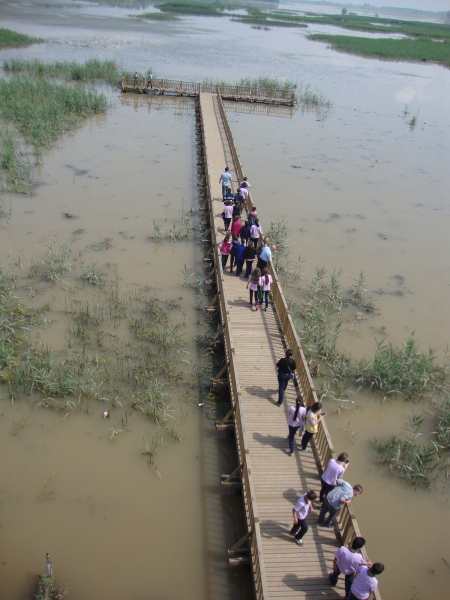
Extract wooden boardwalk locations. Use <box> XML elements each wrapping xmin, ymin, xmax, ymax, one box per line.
<box><xmin>200</xmin><ymin>91</ymin><xmax>347</xmax><ymax>599</ymax></box>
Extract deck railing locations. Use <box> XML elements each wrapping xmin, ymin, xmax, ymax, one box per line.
<box><xmin>214</xmin><ymin>90</ymin><xmax>382</xmax><ymax>600</ymax></box>
<box><xmin>198</xmin><ymin>94</ymin><xmax>269</xmax><ymax>600</ymax></box>
<box><xmin>121</xmin><ymin>76</ymin><xmax>201</xmax><ymax>94</ymax></box>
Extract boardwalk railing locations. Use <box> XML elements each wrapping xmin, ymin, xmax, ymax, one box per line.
<box><xmin>122</xmin><ymin>77</ymin><xmax>296</xmax><ymax>105</ymax></box>
<box><xmin>197</xmin><ymin>94</ymin><xmax>269</xmax><ymax>600</ymax></box>
<box><xmin>214</xmin><ymin>90</ymin><xmax>382</xmax><ymax>600</ymax></box>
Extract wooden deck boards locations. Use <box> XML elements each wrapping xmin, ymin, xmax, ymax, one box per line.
<box><xmin>200</xmin><ymin>92</ymin><xmax>344</xmax><ymax>599</ymax></box>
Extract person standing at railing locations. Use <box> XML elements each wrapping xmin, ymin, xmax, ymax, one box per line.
<box><xmin>258</xmin><ymin>244</ymin><xmax>276</xmax><ymax>271</ymax></box>
<box><xmin>276</xmin><ymin>349</ymin><xmax>296</xmax><ymax>406</ymax></box>
<box><xmin>287</xmin><ymin>396</ymin><xmax>306</xmax><ymax>455</ymax></box>
<box><xmin>300</xmin><ymin>402</ymin><xmax>325</xmax><ymax>450</ymax></box>
<box><xmin>290</xmin><ymin>490</ymin><xmax>317</xmax><ymax>547</ymax></box>
<box><xmin>134</xmin><ymin>71</ymin><xmax>138</xmax><ymax>87</ymax></box>
<box><xmin>320</xmin><ymin>452</ymin><xmax>350</xmax><ymax>503</ymax></box>
<box><xmin>317</xmin><ymin>481</ymin><xmax>363</xmax><ymax>529</ymax></box>
<box><xmin>349</xmin><ymin>563</ymin><xmax>384</xmax><ymax>600</ymax></box>
<box><xmin>329</xmin><ymin>536</ymin><xmax>368</xmax><ymax>599</ymax></box>
<box><xmin>147</xmin><ymin>70</ymin><xmax>152</xmax><ymax>89</ymax></box>
<box><xmin>219</xmin><ymin>167</ymin><xmax>232</xmax><ymax>200</ymax></box>
<box><xmin>240</xmin><ymin>176</ymin><xmax>251</xmax><ymax>188</ymax></box>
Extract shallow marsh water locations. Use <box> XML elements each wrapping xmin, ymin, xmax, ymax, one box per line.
<box><xmin>1</xmin><ymin>1</ymin><xmax>450</xmax><ymax>599</ymax></box>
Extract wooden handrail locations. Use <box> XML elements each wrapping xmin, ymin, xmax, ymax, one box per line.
<box><xmin>212</xmin><ymin>91</ymin><xmax>382</xmax><ymax>600</ymax></box>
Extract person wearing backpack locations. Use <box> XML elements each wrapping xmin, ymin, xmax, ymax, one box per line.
<box><xmin>276</xmin><ymin>349</ymin><xmax>296</xmax><ymax>406</ymax></box>
<box><xmin>244</xmin><ymin>241</ymin><xmax>256</xmax><ymax>278</ymax></box>
<box><xmin>259</xmin><ymin>267</ymin><xmax>273</xmax><ymax>311</ymax></box>
<box><xmin>246</xmin><ymin>267</ymin><xmax>261</xmax><ymax>311</ymax></box>
<box><xmin>248</xmin><ymin>208</ymin><xmax>258</xmax><ymax>226</ymax></box>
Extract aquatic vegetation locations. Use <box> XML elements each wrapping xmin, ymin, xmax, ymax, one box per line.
<box><xmin>308</xmin><ymin>34</ymin><xmax>450</xmax><ymax>68</ymax></box>
<box><xmin>135</xmin><ymin>11</ymin><xmax>181</xmax><ymax>20</ymax></box>
<box><xmin>202</xmin><ymin>75</ymin><xmax>297</xmax><ymax>92</ymax></box>
<box><xmin>81</xmin><ymin>262</ymin><xmax>104</xmax><ymax>285</ymax></box>
<box><xmin>0</xmin><ymin>28</ymin><xmax>43</xmax><ymax>48</ymax></box>
<box><xmin>3</xmin><ymin>58</ymin><xmax>121</xmax><ymax>85</ymax></box>
<box><xmin>0</xmin><ymin>77</ymin><xmax>108</xmax><ymax>160</ymax></box>
<box><xmin>156</xmin><ymin>1</ymin><xmax>232</xmax><ymax>16</ymax></box>
<box><xmin>0</xmin><ymin>127</ymin><xmax>31</xmax><ymax>192</ymax></box>
<box><xmin>371</xmin><ymin>404</ymin><xmax>450</xmax><ymax>487</ymax></box>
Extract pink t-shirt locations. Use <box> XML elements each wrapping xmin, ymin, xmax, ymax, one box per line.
<box><xmin>351</xmin><ymin>565</ymin><xmax>378</xmax><ymax>599</ymax></box>
<box><xmin>231</xmin><ymin>220</ymin><xmax>242</xmax><ymax>237</ymax></box>
<box><xmin>259</xmin><ymin>274</ymin><xmax>273</xmax><ymax>291</ymax></box>
<box><xmin>220</xmin><ymin>240</ymin><xmax>231</xmax><ymax>255</ymax></box>
<box><xmin>335</xmin><ymin>546</ymin><xmax>366</xmax><ymax>576</ymax></box>
<box><xmin>224</xmin><ymin>205</ymin><xmax>233</xmax><ymax>218</ymax></box>
<box><xmin>322</xmin><ymin>459</ymin><xmax>345</xmax><ymax>486</ymax></box>
<box><xmin>248</xmin><ymin>276</ymin><xmax>259</xmax><ymax>291</ymax></box>
<box><xmin>294</xmin><ymin>494</ymin><xmax>311</xmax><ymax>521</ymax></box>
<box><xmin>288</xmin><ymin>406</ymin><xmax>306</xmax><ymax>428</ymax></box>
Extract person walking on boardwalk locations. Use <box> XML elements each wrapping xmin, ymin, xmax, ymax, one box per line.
<box><xmin>230</xmin><ymin>216</ymin><xmax>242</xmax><ymax>239</ymax></box>
<box><xmin>223</xmin><ymin>186</ymin><xmax>234</xmax><ymax>202</ymax></box>
<box><xmin>249</xmin><ymin>218</ymin><xmax>261</xmax><ymax>248</ymax></box>
<box><xmin>223</xmin><ymin>200</ymin><xmax>233</xmax><ymax>232</ymax></box>
<box><xmin>259</xmin><ymin>267</ymin><xmax>272</xmax><ymax>311</ymax></box>
<box><xmin>219</xmin><ymin>167</ymin><xmax>232</xmax><ymax>200</ymax></box>
<box><xmin>248</xmin><ymin>207</ymin><xmax>258</xmax><ymax>226</ymax></box>
<box><xmin>219</xmin><ymin>235</ymin><xmax>231</xmax><ymax>269</ymax></box>
<box><xmin>246</xmin><ymin>267</ymin><xmax>261</xmax><ymax>311</ymax></box>
<box><xmin>147</xmin><ymin>70</ymin><xmax>152</xmax><ymax>88</ymax></box>
<box><xmin>317</xmin><ymin>481</ymin><xmax>363</xmax><ymax>529</ymax></box>
<box><xmin>240</xmin><ymin>176</ymin><xmax>251</xmax><ymax>188</ymax></box>
<box><xmin>287</xmin><ymin>396</ymin><xmax>306</xmax><ymax>455</ymax></box>
<box><xmin>300</xmin><ymin>402</ymin><xmax>325</xmax><ymax>451</ymax></box>
<box><xmin>229</xmin><ymin>236</ymin><xmax>239</xmax><ymax>273</ymax></box>
<box><xmin>329</xmin><ymin>536</ymin><xmax>368</xmax><ymax>599</ymax></box>
<box><xmin>240</xmin><ymin>220</ymin><xmax>250</xmax><ymax>246</ymax></box>
<box><xmin>290</xmin><ymin>490</ymin><xmax>317</xmax><ymax>547</ymax></box>
<box><xmin>276</xmin><ymin>349</ymin><xmax>296</xmax><ymax>406</ymax></box>
<box><xmin>244</xmin><ymin>241</ymin><xmax>256</xmax><ymax>278</ymax></box>
<box><xmin>320</xmin><ymin>452</ymin><xmax>350</xmax><ymax>503</ymax></box>
<box><xmin>349</xmin><ymin>563</ymin><xmax>384</xmax><ymax>600</ymax></box>
<box><xmin>235</xmin><ymin>240</ymin><xmax>246</xmax><ymax>277</ymax></box>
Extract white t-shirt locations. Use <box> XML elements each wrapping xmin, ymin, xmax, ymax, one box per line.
<box><xmin>288</xmin><ymin>406</ymin><xmax>306</xmax><ymax>427</ymax></box>
<box><xmin>335</xmin><ymin>546</ymin><xmax>366</xmax><ymax>576</ymax></box>
<box><xmin>322</xmin><ymin>459</ymin><xmax>345</xmax><ymax>485</ymax></box>
<box><xmin>224</xmin><ymin>205</ymin><xmax>233</xmax><ymax>218</ymax></box>
<box><xmin>259</xmin><ymin>274</ymin><xmax>273</xmax><ymax>291</ymax></box>
<box><xmin>351</xmin><ymin>565</ymin><xmax>378</xmax><ymax>599</ymax></box>
<box><xmin>294</xmin><ymin>494</ymin><xmax>311</xmax><ymax>521</ymax></box>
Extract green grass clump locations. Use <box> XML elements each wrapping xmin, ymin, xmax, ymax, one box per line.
<box><xmin>0</xmin><ymin>28</ymin><xmax>43</xmax><ymax>49</ymax></box>
<box><xmin>156</xmin><ymin>1</ymin><xmax>229</xmax><ymax>16</ymax></box>
<box><xmin>202</xmin><ymin>76</ymin><xmax>297</xmax><ymax>92</ymax></box>
<box><xmin>0</xmin><ymin>77</ymin><xmax>108</xmax><ymax>159</ymax></box>
<box><xmin>308</xmin><ymin>34</ymin><xmax>450</xmax><ymax>68</ymax></box>
<box><xmin>356</xmin><ymin>337</ymin><xmax>447</xmax><ymax>398</ymax></box>
<box><xmin>135</xmin><ymin>11</ymin><xmax>180</xmax><ymax>20</ymax></box>
<box><xmin>3</xmin><ymin>58</ymin><xmax>121</xmax><ymax>86</ymax></box>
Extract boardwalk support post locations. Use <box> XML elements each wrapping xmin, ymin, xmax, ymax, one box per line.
<box><xmin>221</xmin><ymin>462</ymin><xmax>243</xmax><ymax>488</ymax></box>
<box><xmin>215</xmin><ymin>405</ymin><xmax>236</xmax><ymax>431</ymax></box>
<box><xmin>204</xmin><ymin>264</ymin><xmax>217</xmax><ymax>286</ymax></box>
<box><xmin>206</xmin><ymin>292</ymin><xmax>219</xmax><ymax>312</ymax></box>
<box><xmin>212</xmin><ymin>360</ymin><xmax>229</xmax><ymax>387</ymax></box>
<box><xmin>227</xmin><ymin>530</ymin><xmax>251</xmax><ymax>566</ymax></box>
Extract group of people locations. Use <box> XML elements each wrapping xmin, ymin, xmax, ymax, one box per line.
<box><xmin>277</xmin><ymin>349</ymin><xmax>384</xmax><ymax>600</ymax></box>
<box><xmin>218</xmin><ymin>167</ymin><xmax>276</xmax><ymax>312</ymax></box>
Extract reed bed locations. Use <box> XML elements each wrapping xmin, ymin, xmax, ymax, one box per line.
<box><xmin>3</xmin><ymin>58</ymin><xmax>121</xmax><ymax>85</ymax></box>
<box><xmin>0</xmin><ymin>28</ymin><xmax>43</xmax><ymax>49</ymax></box>
<box><xmin>0</xmin><ymin>77</ymin><xmax>108</xmax><ymax>159</ymax></box>
<box><xmin>135</xmin><ymin>11</ymin><xmax>181</xmax><ymax>20</ymax></box>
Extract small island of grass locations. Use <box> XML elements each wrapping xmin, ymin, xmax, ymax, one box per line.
<box><xmin>134</xmin><ymin>11</ymin><xmax>180</xmax><ymax>21</ymax></box>
<box><xmin>0</xmin><ymin>28</ymin><xmax>43</xmax><ymax>49</ymax></box>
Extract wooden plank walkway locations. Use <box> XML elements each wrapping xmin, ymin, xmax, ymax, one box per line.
<box><xmin>200</xmin><ymin>92</ymin><xmax>346</xmax><ymax>599</ymax></box>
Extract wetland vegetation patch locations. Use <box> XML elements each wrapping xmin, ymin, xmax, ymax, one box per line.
<box><xmin>0</xmin><ymin>28</ymin><xmax>43</xmax><ymax>49</ymax></box>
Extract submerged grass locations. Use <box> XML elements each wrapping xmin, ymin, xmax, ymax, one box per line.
<box><xmin>156</xmin><ymin>1</ymin><xmax>231</xmax><ymax>16</ymax></box>
<box><xmin>135</xmin><ymin>11</ymin><xmax>180</xmax><ymax>20</ymax></box>
<box><xmin>371</xmin><ymin>403</ymin><xmax>450</xmax><ymax>488</ymax></box>
<box><xmin>3</xmin><ymin>58</ymin><xmax>121</xmax><ymax>86</ymax></box>
<box><xmin>0</xmin><ymin>77</ymin><xmax>108</xmax><ymax>160</ymax></box>
<box><xmin>0</xmin><ymin>28</ymin><xmax>43</xmax><ymax>49</ymax></box>
<box><xmin>308</xmin><ymin>34</ymin><xmax>450</xmax><ymax>68</ymax></box>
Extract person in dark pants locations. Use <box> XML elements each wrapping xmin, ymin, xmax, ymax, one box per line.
<box><xmin>229</xmin><ymin>236</ymin><xmax>239</xmax><ymax>272</ymax></box>
<box><xmin>219</xmin><ymin>235</ymin><xmax>231</xmax><ymax>269</ymax></box>
<box><xmin>287</xmin><ymin>396</ymin><xmax>306</xmax><ymax>455</ymax></box>
<box><xmin>223</xmin><ymin>200</ymin><xmax>233</xmax><ymax>232</ymax></box>
<box><xmin>290</xmin><ymin>490</ymin><xmax>317</xmax><ymax>547</ymax></box>
<box><xmin>329</xmin><ymin>537</ymin><xmax>368</xmax><ymax>600</ymax></box>
<box><xmin>219</xmin><ymin>167</ymin><xmax>232</xmax><ymax>200</ymax></box>
<box><xmin>301</xmin><ymin>402</ymin><xmax>325</xmax><ymax>451</ymax></box>
<box><xmin>244</xmin><ymin>242</ymin><xmax>256</xmax><ymax>278</ymax></box>
<box><xmin>320</xmin><ymin>452</ymin><xmax>349</xmax><ymax>503</ymax></box>
<box><xmin>147</xmin><ymin>71</ymin><xmax>152</xmax><ymax>88</ymax></box>
<box><xmin>276</xmin><ymin>349</ymin><xmax>296</xmax><ymax>406</ymax></box>
<box><xmin>134</xmin><ymin>71</ymin><xmax>138</xmax><ymax>87</ymax></box>
<box><xmin>349</xmin><ymin>563</ymin><xmax>384</xmax><ymax>600</ymax></box>
<box><xmin>240</xmin><ymin>220</ymin><xmax>250</xmax><ymax>246</ymax></box>
<box><xmin>318</xmin><ymin>481</ymin><xmax>363</xmax><ymax>528</ymax></box>
<box><xmin>235</xmin><ymin>241</ymin><xmax>246</xmax><ymax>277</ymax></box>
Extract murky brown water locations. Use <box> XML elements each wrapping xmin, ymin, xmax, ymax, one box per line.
<box><xmin>1</xmin><ymin>1</ymin><xmax>450</xmax><ymax>599</ymax></box>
